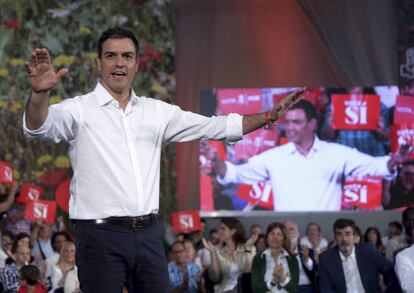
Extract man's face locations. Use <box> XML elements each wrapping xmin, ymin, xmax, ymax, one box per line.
<box><xmin>171</xmin><ymin>243</ymin><xmax>186</xmax><ymax>265</ymax></box>
<box><xmin>285</xmin><ymin>109</ymin><xmax>316</xmax><ymax>145</ymax></box>
<box><xmin>334</xmin><ymin>226</ymin><xmax>355</xmax><ymax>256</ymax></box>
<box><xmin>2</xmin><ymin>236</ymin><xmax>12</xmax><ymax>251</ymax></box>
<box><xmin>209</xmin><ymin>231</ymin><xmax>220</xmax><ymax>245</ymax></box>
<box><xmin>15</xmin><ymin>245</ymin><xmax>31</xmax><ymax>266</ymax></box>
<box><xmin>53</xmin><ymin>235</ymin><xmax>67</xmax><ymax>253</ymax></box>
<box><xmin>284</xmin><ymin>221</ymin><xmax>299</xmax><ymax>243</ymax></box>
<box><xmin>97</xmin><ymin>38</ymin><xmax>139</xmax><ymax>98</ymax></box>
<box><xmin>403</xmin><ymin>210</ymin><xmax>414</xmax><ymax>238</ymax></box>
<box><xmin>400</xmin><ymin>165</ymin><xmax>414</xmax><ymax>191</ymax></box>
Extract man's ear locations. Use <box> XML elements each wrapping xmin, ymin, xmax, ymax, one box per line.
<box><xmin>96</xmin><ymin>57</ymin><xmax>102</xmax><ymax>72</ymax></box>
<box><xmin>309</xmin><ymin>118</ymin><xmax>318</xmax><ymax>131</ymax></box>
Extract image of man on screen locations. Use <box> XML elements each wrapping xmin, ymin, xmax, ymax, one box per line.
<box><xmin>214</xmin><ymin>100</ymin><xmax>410</xmax><ymax>211</ymax></box>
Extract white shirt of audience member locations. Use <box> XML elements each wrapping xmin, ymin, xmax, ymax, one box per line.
<box><xmin>340</xmin><ymin>246</ymin><xmax>365</xmax><ymax>293</ymax></box>
<box><xmin>395</xmin><ymin>245</ymin><xmax>414</xmax><ymax>293</ymax></box>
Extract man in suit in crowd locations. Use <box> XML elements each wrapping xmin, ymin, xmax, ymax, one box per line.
<box><xmin>319</xmin><ymin>218</ymin><xmax>400</xmax><ymax>293</ymax></box>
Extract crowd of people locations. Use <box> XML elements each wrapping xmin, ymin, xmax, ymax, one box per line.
<box><xmin>167</xmin><ymin>208</ymin><xmax>414</xmax><ymax>293</ymax></box>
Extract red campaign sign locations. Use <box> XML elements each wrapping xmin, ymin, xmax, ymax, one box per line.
<box><xmin>341</xmin><ymin>176</ymin><xmax>382</xmax><ymax>210</ymax></box>
<box><xmin>390</xmin><ymin>124</ymin><xmax>414</xmax><ymax>159</ymax></box>
<box><xmin>216</xmin><ymin>89</ymin><xmax>263</xmax><ymax>115</ymax></box>
<box><xmin>234</xmin><ymin>129</ymin><xmax>278</xmax><ymax>161</ymax></box>
<box><xmin>55</xmin><ymin>179</ymin><xmax>70</xmax><ymax>213</ymax></box>
<box><xmin>0</xmin><ymin>162</ymin><xmax>14</xmax><ymax>185</ymax></box>
<box><xmin>393</xmin><ymin>95</ymin><xmax>414</xmax><ymax>124</ymax></box>
<box><xmin>18</xmin><ymin>183</ymin><xmax>43</xmax><ymax>204</ymax></box>
<box><xmin>24</xmin><ymin>200</ymin><xmax>56</xmax><ymax>224</ymax></box>
<box><xmin>331</xmin><ymin>94</ymin><xmax>380</xmax><ymax>130</ymax></box>
<box><xmin>171</xmin><ymin>210</ymin><xmax>202</xmax><ymax>233</ymax></box>
<box><xmin>237</xmin><ymin>181</ymin><xmax>274</xmax><ymax>210</ymax></box>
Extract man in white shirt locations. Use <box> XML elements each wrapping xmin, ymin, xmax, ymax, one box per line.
<box><xmin>215</xmin><ymin>100</ymin><xmax>410</xmax><ymax>211</ymax></box>
<box><xmin>22</xmin><ymin>27</ymin><xmax>304</xmax><ymax>293</ymax></box>
<box><xmin>319</xmin><ymin>218</ymin><xmax>399</xmax><ymax>293</ymax></box>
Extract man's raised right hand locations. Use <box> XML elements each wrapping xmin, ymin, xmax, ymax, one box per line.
<box><xmin>25</xmin><ymin>48</ymin><xmax>68</xmax><ymax>93</ymax></box>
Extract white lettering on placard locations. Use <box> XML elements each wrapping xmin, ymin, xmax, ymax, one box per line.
<box><xmin>4</xmin><ymin>167</ymin><xmax>12</xmax><ymax>182</ymax></box>
<box><xmin>28</xmin><ymin>188</ymin><xmax>40</xmax><ymax>200</ymax></box>
<box><xmin>396</xmin><ymin>106</ymin><xmax>413</xmax><ymax>114</ymax></box>
<box><xmin>343</xmin><ymin>185</ymin><xmax>367</xmax><ymax>203</ymax></box>
<box><xmin>397</xmin><ymin>129</ymin><xmax>414</xmax><ymax>146</ymax></box>
<box><xmin>33</xmin><ymin>203</ymin><xmax>48</xmax><ymax>219</ymax></box>
<box><xmin>179</xmin><ymin>214</ymin><xmax>194</xmax><ymax>229</ymax></box>
<box><xmin>248</xmin><ymin>182</ymin><xmax>272</xmax><ymax>203</ymax></box>
<box><xmin>344</xmin><ymin>100</ymin><xmax>367</xmax><ymax>125</ymax></box>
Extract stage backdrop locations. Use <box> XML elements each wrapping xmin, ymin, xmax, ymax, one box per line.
<box><xmin>175</xmin><ymin>0</ymin><xmax>398</xmax><ymax>210</ymax></box>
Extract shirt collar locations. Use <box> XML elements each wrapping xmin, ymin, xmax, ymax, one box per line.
<box><xmin>94</xmin><ymin>81</ymin><xmax>139</xmax><ymax>107</ymax></box>
<box><xmin>339</xmin><ymin>245</ymin><xmax>355</xmax><ymax>261</ymax></box>
<box><xmin>286</xmin><ymin>135</ymin><xmax>322</xmax><ymax>155</ymax></box>
<box><xmin>263</xmin><ymin>248</ymin><xmax>289</xmax><ymax>258</ymax></box>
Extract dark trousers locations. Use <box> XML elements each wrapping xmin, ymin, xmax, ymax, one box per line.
<box><xmin>74</xmin><ymin>221</ymin><xmax>171</xmax><ymax>293</ymax></box>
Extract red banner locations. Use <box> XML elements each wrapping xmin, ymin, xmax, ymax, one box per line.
<box><xmin>331</xmin><ymin>94</ymin><xmax>380</xmax><ymax>130</ymax></box>
<box><xmin>216</xmin><ymin>89</ymin><xmax>263</xmax><ymax>115</ymax></box>
<box><xmin>24</xmin><ymin>200</ymin><xmax>56</xmax><ymax>224</ymax></box>
<box><xmin>390</xmin><ymin>124</ymin><xmax>414</xmax><ymax>158</ymax></box>
<box><xmin>393</xmin><ymin>95</ymin><xmax>414</xmax><ymax>124</ymax></box>
<box><xmin>18</xmin><ymin>183</ymin><xmax>43</xmax><ymax>204</ymax></box>
<box><xmin>237</xmin><ymin>181</ymin><xmax>274</xmax><ymax>210</ymax></box>
<box><xmin>171</xmin><ymin>210</ymin><xmax>202</xmax><ymax>233</ymax></box>
<box><xmin>341</xmin><ymin>176</ymin><xmax>382</xmax><ymax>210</ymax></box>
<box><xmin>0</xmin><ymin>162</ymin><xmax>14</xmax><ymax>185</ymax></box>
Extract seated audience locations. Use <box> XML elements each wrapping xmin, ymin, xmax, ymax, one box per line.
<box><xmin>383</xmin><ymin>160</ymin><xmax>414</xmax><ymax>209</ymax></box>
<box><xmin>168</xmin><ymin>241</ymin><xmax>203</xmax><ymax>293</ymax></box>
<box><xmin>202</xmin><ymin>217</ymin><xmax>257</xmax><ymax>293</ymax></box>
<box><xmin>254</xmin><ymin>234</ymin><xmax>267</xmax><ymax>255</ymax></box>
<box><xmin>50</xmin><ymin>241</ymin><xmax>78</xmax><ymax>292</ymax></box>
<box><xmin>251</xmin><ymin>222</ymin><xmax>299</xmax><ymax>293</ymax></box>
<box><xmin>300</xmin><ymin>223</ymin><xmax>328</xmax><ymax>256</ymax></box>
<box><xmin>0</xmin><ymin>231</ymin><xmax>14</xmax><ymax>268</ymax></box>
<box><xmin>364</xmin><ymin>227</ymin><xmax>385</xmax><ymax>254</ymax></box>
<box><xmin>31</xmin><ymin>223</ymin><xmax>54</xmax><ymax>262</ymax></box>
<box><xmin>319</xmin><ymin>218</ymin><xmax>400</xmax><ymax>292</ymax></box>
<box><xmin>382</xmin><ymin>221</ymin><xmax>403</xmax><ymax>246</ymax></box>
<box><xmin>386</xmin><ymin>207</ymin><xmax>414</xmax><ymax>261</ymax></box>
<box><xmin>395</xmin><ymin>211</ymin><xmax>414</xmax><ymax>292</ymax></box>
<box><xmin>284</xmin><ymin>220</ymin><xmax>318</xmax><ymax>292</ymax></box>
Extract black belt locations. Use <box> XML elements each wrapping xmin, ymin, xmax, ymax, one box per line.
<box><xmin>72</xmin><ymin>214</ymin><xmax>157</xmax><ymax>229</ymax></box>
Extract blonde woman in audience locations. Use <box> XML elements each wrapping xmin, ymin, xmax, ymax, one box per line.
<box><xmin>202</xmin><ymin>217</ymin><xmax>258</xmax><ymax>293</ymax></box>
<box><xmin>50</xmin><ymin>241</ymin><xmax>79</xmax><ymax>292</ymax></box>
<box><xmin>251</xmin><ymin>222</ymin><xmax>299</xmax><ymax>293</ymax></box>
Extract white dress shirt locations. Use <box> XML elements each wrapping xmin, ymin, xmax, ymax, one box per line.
<box><xmin>23</xmin><ymin>82</ymin><xmax>243</xmax><ymax>219</ymax></box>
<box><xmin>395</xmin><ymin>245</ymin><xmax>414</xmax><ymax>292</ymax></box>
<box><xmin>219</xmin><ymin>136</ymin><xmax>392</xmax><ymax>211</ymax></box>
<box><xmin>263</xmin><ymin>248</ymin><xmax>291</xmax><ymax>293</ymax></box>
<box><xmin>340</xmin><ymin>246</ymin><xmax>365</xmax><ymax>293</ymax></box>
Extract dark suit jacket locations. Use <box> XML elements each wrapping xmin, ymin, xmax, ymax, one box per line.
<box><xmin>319</xmin><ymin>243</ymin><xmax>400</xmax><ymax>293</ymax></box>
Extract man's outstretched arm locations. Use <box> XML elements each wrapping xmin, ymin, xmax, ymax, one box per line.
<box><xmin>242</xmin><ymin>87</ymin><xmax>305</xmax><ymax>134</ymax></box>
<box><xmin>25</xmin><ymin>48</ymin><xmax>68</xmax><ymax>130</ymax></box>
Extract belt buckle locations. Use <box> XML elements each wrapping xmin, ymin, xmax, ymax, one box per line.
<box><xmin>131</xmin><ymin>216</ymin><xmax>145</xmax><ymax>228</ymax></box>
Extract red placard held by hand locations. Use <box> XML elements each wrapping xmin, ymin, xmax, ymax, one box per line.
<box><xmin>390</xmin><ymin>124</ymin><xmax>414</xmax><ymax>157</ymax></box>
<box><xmin>24</xmin><ymin>200</ymin><xmax>56</xmax><ymax>224</ymax></box>
<box><xmin>0</xmin><ymin>162</ymin><xmax>14</xmax><ymax>185</ymax></box>
<box><xmin>171</xmin><ymin>210</ymin><xmax>201</xmax><ymax>234</ymax></box>
<box><xmin>18</xmin><ymin>183</ymin><xmax>43</xmax><ymax>204</ymax></box>
<box><xmin>331</xmin><ymin>94</ymin><xmax>380</xmax><ymax>130</ymax></box>
<box><xmin>236</xmin><ymin>181</ymin><xmax>274</xmax><ymax>210</ymax></box>
<box><xmin>341</xmin><ymin>176</ymin><xmax>382</xmax><ymax>210</ymax></box>
<box><xmin>393</xmin><ymin>96</ymin><xmax>414</xmax><ymax>124</ymax></box>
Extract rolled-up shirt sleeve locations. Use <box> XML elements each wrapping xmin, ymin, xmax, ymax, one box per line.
<box><xmin>22</xmin><ymin>100</ymin><xmax>80</xmax><ymax>143</ymax></box>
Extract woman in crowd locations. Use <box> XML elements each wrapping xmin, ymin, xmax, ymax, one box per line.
<box><xmin>251</xmin><ymin>222</ymin><xmax>299</xmax><ymax>293</ymax></box>
<box><xmin>363</xmin><ymin>227</ymin><xmax>385</xmax><ymax>254</ymax></box>
<box><xmin>202</xmin><ymin>217</ymin><xmax>258</xmax><ymax>293</ymax></box>
<box><xmin>255</xmin><ymin>234</ymin><xmax>267</xmax><ymax>255</ymax></box>
<box><xmin>50</xmin><ymin>241</ymin><xmax>79</xmax><ymax>292</ymax></box>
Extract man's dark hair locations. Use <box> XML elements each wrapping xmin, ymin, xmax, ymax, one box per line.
<box><xmin>51</xmin><ymin>231</ymin><xmax>71</xmax><ymax>252</ymax></box>
<box><xmin>290</xmin><ymin>99</ymin><xmax>317</xmax><ymax>121</ymax></box>
<box><xmin>98</xmin><ymin>27</ymin><xmax>140</xmax><ymax>58</ymax></box>
<box><xmin>389</xmin><ymin>221</ymin><xmax>403</xmax><ymax>233</ymax></box>
<box><xmin>333</xmin><ymin>218</ymin><xmax>357</xmax><ymax>234</ymax></box>
<box><xmin>19</xmin><ymin>265</ymin><xmax>40</xmax><ymax>286</ymax></box>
